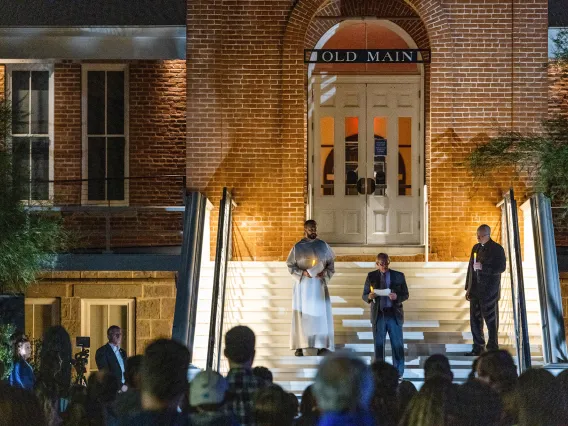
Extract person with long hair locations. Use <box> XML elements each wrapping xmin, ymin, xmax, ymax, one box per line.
<box><xmin>35</xmin><ymin>326</ymin><xmax>73</xmax><ymax>426</ymax></box>
<box><xmin>399</xmin><ymin>376</ymin><xmax>454</xmax><ymax>426</ymax></box>
<box><xmin>295</xmin><ymin>385</ymin><xmax>319</xmax><ymax>426</ymax></box>
<box><xmin>8</xmin><ymin>334</ymin><xmax>34</xmax><ymax>390</ymax></box>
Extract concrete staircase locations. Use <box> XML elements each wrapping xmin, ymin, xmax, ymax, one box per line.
<box><xmin>191</xmin><ymin>261</ymin><xmax>544</xmax><ymax>392</ymax></box>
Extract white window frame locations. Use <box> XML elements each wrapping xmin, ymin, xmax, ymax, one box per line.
<box><xmin>5</xmin><ymin>63</ymin><xmax>55</xmax><ymax>204</ymax></box>
<box><xmin>81</xmin><ymin>63</ymin><xmax>129</xmax><ymax>206</ymax></box>
<box><xmin>80</xmin><ymin>298</ymin><xmax>135</xmax><ymax>373</ymax></box>
<box><xmin>24</xmin><ymin>298</ymin><xmax>61</xmax><ymax>339</ymax></box>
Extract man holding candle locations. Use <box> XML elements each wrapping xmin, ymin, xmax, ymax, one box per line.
<box><xmin>287</xmin><ymin>220</ymin><xmax>335</xmax><ymax>357</ymax></box>
<box><xmin>362</xmin><ymin>253</ymin><xmax>409</xmax><ymax>379</ymax></box>
<box><xmin>464</xmin><ymin>224</ymin><xmax>506</xmax><ymax>356</ymax></box>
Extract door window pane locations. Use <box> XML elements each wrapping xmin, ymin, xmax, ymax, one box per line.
<box><xmin>12</xmin><ymin>71</ymin><xmax>30</xmax><ymax>135</ymax></box>
<box><xmin>107</xmin><ymin>137</ymin><xmax>125</xmax><ymax>200</ymax></box>
<box><xmin>345</xmin><ymin>117</ymin><xmax>359</xmax><ymax>196</ymax></box>
<box><xmin>88</xmin><ymin>303</ymin><xmax>129</xmax><ymax>372</ymax></box>
<box><xmin>88</xmin><ymin>137</ymin><xmax>106</xmax><ymax>200</ymax></box>
<box><xmin>320</xmin><ymin>117</ymin><xmax>334</xmax><ymax>196</ymax></box>
<box><xmin>398</xmin><ymin>117</ymin><xmax>412</xmax><ymax>196</ymax></box>
<box><xmin>31</xmin><ymin>137</ymin><xmax>49</xmax><ymax>200</ymax></box>
<box><xmin>89</xmin><ymin>305</ymin><xmax>107</xmax><ymax>372</ymax></box>
<box><xmin>31</xmin><ymin>71</ymin><xmax>49</xmax><ymax>134</ymax></box>
<box><xmin>25</xmin><ymin>299</ymin><xmax>60</xmax><ymax>340</ymax></box>
<box><xmin>373</xmin><ymin>117</ymin><xmax>387</xmax><ymax>196</ymax></box>
<box><xmin>107</xmin><ymin>72</ymin><xmax>125</xmax><ymax>135</ymax></box>
<box><xmin>88</xmin><ymin>71</ymin><xmax>105</xmax><ymax>135</ymax></box>
<box><xmin>12</xmin><ymin>137</ymin><xmax>30</xmax><ymax>200</ymax></box>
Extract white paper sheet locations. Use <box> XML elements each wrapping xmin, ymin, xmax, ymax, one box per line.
<box><xmin>307</xmin><ymin>261</ymin><xmax>325</xmax><ymax>277</ymax></box>
<box><xmin>374</xmin><ymin>288</ymin><xmax>391</xmax><ymax>296</ymax></box>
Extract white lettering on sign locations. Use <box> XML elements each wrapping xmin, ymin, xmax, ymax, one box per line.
<box><xmin>322</xmin><ymin>51</ymin><xmax>334</xmax><ymax>62</ymax></box>
<box><xmin>367</xmin><ymin>51</ymin><xmax>380</xmax><ymax>62</ymax></box>
<box><xmin>346</xmin><ymin>51</ymin><xmax>357</xmax><ymax>62</ymax></box>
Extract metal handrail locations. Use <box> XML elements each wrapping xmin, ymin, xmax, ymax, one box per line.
<box><xmin>206</xmin><ymin>187</ymin><xmax>234</xmax><ymax>371</ymax></box>
<box><xmin>502</xmin><ymin>188</ymin><xmax>531</xmax><ymax>373</ymax></box>
<box><xmin>172</xmin><ymin>191</ymin><xmax>207</xmax><ymax>362</ymax></box>
<box><xmin>530</xmin><ymin>194</ymin><xmax>568</xmax><ymax>364</ymax></box>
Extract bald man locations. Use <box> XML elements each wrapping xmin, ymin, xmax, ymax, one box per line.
<box><xmin>464</xmin><ymin>225</ymin><xmax>506</xmax><ymax>356</ymax></box>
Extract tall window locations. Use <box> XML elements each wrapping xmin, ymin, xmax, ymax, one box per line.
<box><xmin>82</xmin><ymin>64</ymin><xmax>128</xmax><ymax>203</ymax></box>
<box><xmin>25</xmin><ymin>298</ymin><xmax>60</xmax><ymax>339</ymax></box>
<box><xmin>81</xmin><ymin>299</ymin><xmax>135</xmax><ymax>373</ymax></box>
<box><xmin>8</xmin><ymin>66</ymin><xmax>53</xmax><ymax>201</ymax></box>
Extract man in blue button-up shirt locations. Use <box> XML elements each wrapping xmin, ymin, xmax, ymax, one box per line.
<box><xmin>362</xmin><ymin>253</ymin><xmax>409</xmax><ymax>378</ymax></box>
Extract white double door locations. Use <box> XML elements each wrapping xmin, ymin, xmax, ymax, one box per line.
<box><xmin>311</xmin><ymin>77</ymin><xmax>421</xmax><ymax>245</ymax></box>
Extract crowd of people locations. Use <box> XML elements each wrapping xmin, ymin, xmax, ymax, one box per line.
<box><xmin>2</xmin><ymin>323</ymin><xmax>568</xmax><ymax>426</ymax></box>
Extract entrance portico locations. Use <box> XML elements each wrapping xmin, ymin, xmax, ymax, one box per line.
<box><xmin>307</xmin><ymin>20</ymin><xmax>424</xmax><ymax>247</ymax></box>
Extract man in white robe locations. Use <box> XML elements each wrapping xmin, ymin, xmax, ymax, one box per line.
<box><xmin>287</xmin><ymin>220</ymin><xmax>335</xmax><ymax>356</ymax></box>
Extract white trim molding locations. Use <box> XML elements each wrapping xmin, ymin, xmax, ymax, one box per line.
<box><xmin>80</xmin><ymin>298</ymin><xmax>136</xmax><ymax>374</ymax></box>
<box><xmin>0</xmin><ymin>26</ymin><xmax>185</xmax><ymax>60</ymax></box>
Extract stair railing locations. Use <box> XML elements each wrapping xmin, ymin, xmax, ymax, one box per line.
<box><xmin>502</xmin><ymin>188</ymin><xmax>531</xmax><ymax>373</ymax></box>
<box><xmin>530</xmin><ymin>194</ymin><xmax>568</xmax><ymax>364</ymax></box>
<box><xmin>172</xmin><ymin>191</ymin><xmax>208</xmax><ymax>362</ymax></box>
<box><xmin>206</xmin><ymin>188</ymin><xmax>234</xmax><ymax>371</ymax></box>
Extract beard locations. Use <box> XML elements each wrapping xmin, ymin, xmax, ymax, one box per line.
<box><xmin>308</xmin><ymin>233</ymin><xmax>317</xmax><ymax>240</ymax></box>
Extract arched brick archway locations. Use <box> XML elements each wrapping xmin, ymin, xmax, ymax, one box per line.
<box><xmin>280</xmin><ymin>0</ymin><xmax>452</xmax><ymax>256</ymax></box>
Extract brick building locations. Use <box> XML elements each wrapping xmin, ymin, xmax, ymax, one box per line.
<box><xmin>1</xmin><ymin>0</ymin><xmax>568</xmax><ymax>376</ymax></box>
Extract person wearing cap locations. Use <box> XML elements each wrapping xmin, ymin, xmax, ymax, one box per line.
<box><xmin>189</xmin><ymin>370</ymin><xmax>238</xmax><ymax>426</ymax></box>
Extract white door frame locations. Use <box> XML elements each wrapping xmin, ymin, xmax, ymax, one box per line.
<box><xmin>307</xmin><ymin>74</ymin><xmax>425</xmax><ymax>245</ymax></box>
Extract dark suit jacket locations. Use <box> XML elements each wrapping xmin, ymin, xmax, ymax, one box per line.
<box><xmin>465</xmin><ymin>238</ymin><xmax>506</xmax><ymax>302</ymax></box>
<box><xmin>362</xmin><ymin>269</ymin><xmax>409</xmax><ymax>332</ymax></box>
<box><xmin>95</xmin><ymin>343</ymin><xmax>126</xmax><ymax>382</ymax></box>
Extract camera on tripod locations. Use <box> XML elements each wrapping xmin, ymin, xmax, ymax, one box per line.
<box><xmin>72</xmin><ymin>336</ymin><xmax>90</xmax><ymax>386</ymax></box>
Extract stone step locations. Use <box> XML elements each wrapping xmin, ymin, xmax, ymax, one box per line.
<box><xmin>193</xmin><ymin>319</ymin><xmax>542</xmax><ymax>334</ymax></box>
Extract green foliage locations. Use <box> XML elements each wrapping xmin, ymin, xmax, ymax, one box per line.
<box><xmin>0</xmin><ymin>98</ymin><xmax>69</xmax><ymax>293</ymax></box>
<box><xmin>467</xmin><ymin>117</ymin><xmax>568</xmax><ymax>212</ymax></box>
<box><xmin>552</xmin><ymin>29</ymin><xmax>568</xmax><ymax>63</ymax></box>
<box><xmin>0</xmin><ymin>323</ymin><xmax>15</xmax><ymax>379</ymax></box>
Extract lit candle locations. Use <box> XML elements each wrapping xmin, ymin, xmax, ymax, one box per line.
<box><xmin>474</xmin><ymin>252</ymin><xmax>477</xmax><ymax>263</ymax></box>
<box><xmin>370</xmin><ymin>286</ymin><xmax>376</xmax><ymax>303</ymax></box>
<box><xmin>312</xmin><ymin>259</ymin><xmax>316</xmax><ymax>266</ymax></box>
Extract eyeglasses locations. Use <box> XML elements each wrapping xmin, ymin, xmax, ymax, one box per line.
<box><xmin>476</xmin><ymin>234</ymin><xmax>489</xmax><ymax>239</ymax></box>
<box><xmin>376</xmin><ymin>262</ymin><xmax>389</xmax><ymax>266</ymax></box>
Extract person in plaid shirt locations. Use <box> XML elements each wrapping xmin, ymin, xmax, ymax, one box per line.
<box><xmin>224</xmin><ymin>326</ymin><xmax>268</xmax><ymax>426</ymax></box>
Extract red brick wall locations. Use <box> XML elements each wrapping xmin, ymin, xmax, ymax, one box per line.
<box><xmin>188</xmin><ymin>0</ymin><xmax>548</xmax><ymax>260</ymax></box>
<box><xmin>52</xmin><ymin>60</ymin><xmax>186</xmax><ymax>249</ymax></box>
<box><xmin>54</xmin><ymin>61</ymin><xmax>82</xmax><ymax>203</ymax></box>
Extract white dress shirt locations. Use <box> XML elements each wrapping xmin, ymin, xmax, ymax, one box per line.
<box><xmin>109</xmin><ymin>343</ymin><xmax>125</xmax><ymax>383</ymax></box>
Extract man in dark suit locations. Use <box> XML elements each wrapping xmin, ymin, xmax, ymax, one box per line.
<box><xmin>95</xmin><ymin>325</ymin><xmax>126</xmax><ymax>385</ymax></box>
<box><xmin>464</xmin><ymin>224</ymin><xmax>506</xmax><ymax>356</ymax></box>
<box><xmin>362</xmin><ymin>253</ymin><xmax>409</xmax><ymax>378</ymax></box>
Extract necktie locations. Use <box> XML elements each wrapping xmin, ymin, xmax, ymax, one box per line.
<box><xmin>379</xmin><ymin>273</ymin><xmax>386</xmax><ymax>311</ymax></box>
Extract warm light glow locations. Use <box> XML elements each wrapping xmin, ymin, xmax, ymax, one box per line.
<box><xmin>370</xmin><ymin>286</ymin><xmax>374</xmax><ymax>292</ymax></box>
<box><xmin>474</xmin><ymin>253</ymin><xmax>477</xmax><ymax>262</ymax></box>
<box><xmin>312</xmin><ymin>259</ymin><xmax>316</xmax><ymax>266</ymax></box>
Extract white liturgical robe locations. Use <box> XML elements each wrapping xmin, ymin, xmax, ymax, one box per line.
<box><xmin>286</xmin><ymin>237</ymin><xmax>335</xmax><ymax>350</ymax></box>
